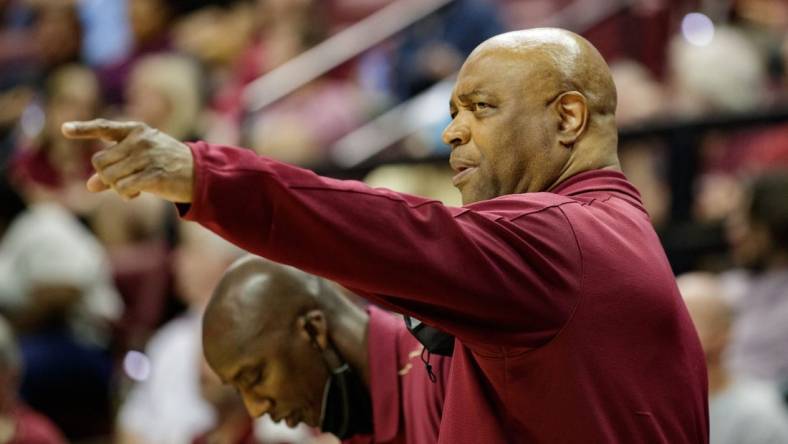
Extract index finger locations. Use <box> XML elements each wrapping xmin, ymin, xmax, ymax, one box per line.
<box><xmin>61</xmin><ymin>119</ymin><xmax>145</xmax><ymax>142</ymax></box>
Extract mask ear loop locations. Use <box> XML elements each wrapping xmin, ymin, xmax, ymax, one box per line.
<box><xmin>305</xmin><ymin>316</ymin><xmax>352</xmax><ymax>437</ymax></box>
<box><xmin>303</xmin><ymin>315</ymin><xmax>344</xmax><ymax>371</ymax></box>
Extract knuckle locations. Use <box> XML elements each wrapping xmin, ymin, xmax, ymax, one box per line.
<box><xmin>141</xmin><ymin>127</ymin><xmax>156</xmax><ymax>139</ymax></box>
<box><xmin>99</xmin><ymin>167</ymin><xmax>117</xmax><ymax>184</ymax></box>
<box><xmin>91</xmin><ymin>151</ymin><xmax>104</xmax><ymax>169</ymax></box>
<box><xmin>95</xmin><ymin>118</ymin><xmax>111</xmax><ymax>130</ymax></box>
<box><xmin>116</xmin><ymin>179</ymin><xmax>132</xmax><ymax>196</ymax></box>
<box><xmin>130</xmin><ymin>123</ymin><xmax>147</xmax><ymax>137</ymax></box>
<box><xmin>127</xmin><ymin>132</ymin><xmax>144</xmax><ymax>148</ymax></box>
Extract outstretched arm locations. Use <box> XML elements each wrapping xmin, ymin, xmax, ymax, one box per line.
<box><xmin>63</xmin><ymin>120</ymin><xmax>581</xmax><ymax>348</ymax></box>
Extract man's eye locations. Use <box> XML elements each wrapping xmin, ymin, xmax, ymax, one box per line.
<box><xmin>474</xmin><ymin>102</ymin><xmax>490</xmax><ymax>111</ymax></box>
<box><xmin>242</xmin><ymin>371</ymin><xmax>260</xmax><ymax>387</ymax></box>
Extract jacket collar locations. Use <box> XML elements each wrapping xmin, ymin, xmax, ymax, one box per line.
<box><xmin>551</xmin><ymin>169</ymin><xmax>647</xmax><ymax>213</ymax></box>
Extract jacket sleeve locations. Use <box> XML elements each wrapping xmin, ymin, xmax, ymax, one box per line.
<box><xmin>180</xmin><ymin>142</ymin><xmax>582</xmax><ymax>348</ymax></box>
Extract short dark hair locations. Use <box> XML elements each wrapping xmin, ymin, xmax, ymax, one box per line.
<box><xmin>749</xmin><ymin>171</ymin><xmax>788</xmax><ymax>253</ymax></box>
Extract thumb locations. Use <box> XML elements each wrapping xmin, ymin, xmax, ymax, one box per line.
<box><xmin>86</xmin><ymin>173</ymin><xmax>109</xmax><ymax>193</ymax></box>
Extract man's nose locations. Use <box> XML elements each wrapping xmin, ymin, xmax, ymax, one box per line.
<box><xmin>442</xmin><ymin>117</ymin><xmax>470</xmax><ymax>149</ymax></box>
<box><xmin>240</xmin><ymin>392</ymin><xmax>273</xmax><ymax>418</ymax></box>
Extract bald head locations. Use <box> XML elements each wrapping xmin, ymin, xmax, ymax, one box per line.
<box><xmin>201</xmin><ymin>256</ymin><xmax>367</xmax><ymax>424</ymax></box>
<box><xmin>203</xmin><ymin>256</ymin><xmax>323</xmax><ymax>364</ymax></box>
<box><xmin>444</xmin><ymin>28</ymin><xmax>620</xmax><ymax>203</ymax></box>
<box><xmin>467</xmin><ymin>28</ymin><xmax>617</xmax><ymax>119</ymax></box>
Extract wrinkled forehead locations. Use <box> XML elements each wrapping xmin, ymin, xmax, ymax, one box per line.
<box><xmin>452</xmin><ymin>46</ymin><xmax>561</xmax><ymax>102</ymax></box>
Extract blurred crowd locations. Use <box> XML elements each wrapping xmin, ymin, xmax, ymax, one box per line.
<box><xmin>0</xmin><ymin>0</ymin><xmax>786</xmax><ymax>443</ymax></box>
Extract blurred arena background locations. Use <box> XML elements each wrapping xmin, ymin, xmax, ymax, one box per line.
<box><xmin>0</xmin><ymin>0</ymin><xmax>787</xmax><ymax>443</ymax></box>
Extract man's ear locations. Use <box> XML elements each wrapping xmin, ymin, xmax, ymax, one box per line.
<box><xmin>298</xmin><ymin>309</ymin><xmax>329</xmax><ymax>351</ymax></box>
<box><xmin>554</xmin><ymin>91</ymin><xmax>588</xmax><ymax>148</ymax></box>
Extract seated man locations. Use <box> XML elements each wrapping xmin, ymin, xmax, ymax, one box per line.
<box><xmin>203</xmin><ymin>256</ymin><xmax>450</xmax><ymax>443</ymax></box>
<box><xmin>0</xmin><ymin>202</ymin><xmax>120</xmax><ymax>440</ymax></box>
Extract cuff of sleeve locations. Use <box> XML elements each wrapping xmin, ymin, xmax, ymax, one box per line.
<box><xmin>175</xmin><ymin>141</ymin><xmax>209</xmax><ymax>221</ymax></box>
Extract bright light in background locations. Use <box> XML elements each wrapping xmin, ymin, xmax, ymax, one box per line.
<box><xmin>123</xmin><ymin>350</ymin><xmax>151</xmax><ymax>382</ymax></box>
<box><xmin>681</xmin><ymin>13</ymin><xmax>715</xmax><ymax>47</ymax></box>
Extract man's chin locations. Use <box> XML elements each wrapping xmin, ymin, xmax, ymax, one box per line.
<box><xmin>460</xmin><ymin>190</ymin><xmax>485</xmax><ymax>205</ymax></box>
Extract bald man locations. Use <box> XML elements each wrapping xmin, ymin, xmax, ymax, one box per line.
<box><xmin>63</xmin><ymin>28</ymin><xmax>708</xmax><ymax>442</ymax></box>
<box><xmin>203</xmin><ymin>256</ymin><xmax>448</xmax><ymax>443</ymax></box>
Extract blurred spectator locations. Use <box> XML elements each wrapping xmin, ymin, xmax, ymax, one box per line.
<box><xmin>242</xmin><ymin>0</ymin><xmax>374</xmax><ymax>165</ymax></box>
<box><xmin>735</xmin><ymin>0</ymin><xmax>788</xmax><ymax>31</ymax></box>
<box><xmin>724</xmin><ymin>172</ymin><xmax>788</xmax><ymax>384</ymax></box>
<box><xmin>97</xmin><ymin>0</ymin><xmax>175</xmax><ymax>104</ymax></box>
<box><xmin>0</xmin><ymin>314</ymin><xmax>65</xmax><ymax>444</ymax></box>
<box><xmin>193</xmin><ymin>358</ymin><xmax>256</xmax><ymax>444</ymax></box>
<box><xmin>0</xmin><ymin>202</ymin><xmax>121</xmax><ymax>339</ymax></box>
<box><xmin>8</xmin><ymin>64</ymin><xmax>102</xmax><ymax>214</ymax></box>
<box><xmin>126</xmin><ymin>53</ymin><xmax>202</xmax><ymax>140</ymax></box>
<box><xmin>0</xmin><ymin>0</ymin><xmax>37</xmax><ymax>84</ymax></box>
<box><xmin>667</xmin><ymin>25</ymin><xmax>767</xmax><ymax>116</ymax></box>
<box><xmin>610</xmin><ymin>59</ymin><xmax>668</xmax><ymax>127</ymax></box>
<box><xmin>619</xmin><ymin>144</ymin><xmax>670</xmax><ymax>227</ymax></box>
<box><xmin>733</xmin><ymin>0</ymin><xmax>788</xmax><ymax>103</ymax></box>
<box><xmin>116</xmin><ymin>223</ymin><xmax>243</xmax><ymax>444</ymax></box>
<box><xmin>90</xmin><ymin>53</ymin><xmax>203</xmax><ymax>350</ymax></box>
<box><xmin>391</xmin><ymin>0</ymin><xmax>503</xmax><ymax>100</ymax></box>
<box><xmin>0</xmin><ymin>82</ymin><xmax>34</xmax><ymax>167</ymax></box>
<box><xmin>0</xmin><ymin>0</ymin><xmax>38</xmax><ymax>166</ymax></box>
<box><xmin>0</xmin><ymin>202</ymin><xmax>120</xmax><ymax>441</ymax></box>
<box><xmin>248</xmin><ymin>79</ymin><xmax>373</xmax><ymax>166</ymax></box>
<box><xmin>609</xmin><ymin>59</ymin><xmax>670</xmax><ymax>227</ymax></box>
<box><xmin>92</xmin><ymin>193</ymin><xmax>174</xmax><ymax>352</ymax></box>
<box><xmin>666</xmin><ymin>25</ymin><xmax>781</xmax><ymax>224</ymax></box>
<box><xmin>678</xmin><ymin>272</ymin><xmax>788</xmax><ymax>444</ymax></box>
<box><xmin>31</xmin><ymin>2</ymin><xmax>82</xmax><ymax>75</ymax></box>
<box><xmin>173</xmin><ymin>1</ymin><xmax>256</xmax><ymax>71</ymax></box>
<box><xmin>173</xmin><ymin>0</ymin><xmax>258</xmax><ymax>144</ymax></box>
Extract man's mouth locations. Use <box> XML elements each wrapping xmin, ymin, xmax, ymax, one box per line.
<box><xmin>452</xmin><ymin>165</ymin><xmax>478</xmax><ymax>186</ymax></box>
<box><xmin>450</xmin><ymin>156</ymin><xmax>479</xmax><ymax>187</ymax></box>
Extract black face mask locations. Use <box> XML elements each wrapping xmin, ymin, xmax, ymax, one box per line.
<box><xmin>319</xmin><ymin>362</ymin><xmax>374</xmax><ymax>439</ymax></box>
<box><xmin>304</xmin><ymin>318</ymin><xmax>373</xmax><ymax>439</ymax></box>
<box><xmin>404</xmin><ymin>315</ymin><xmax>454</xmax><ymax>357</ymax></box>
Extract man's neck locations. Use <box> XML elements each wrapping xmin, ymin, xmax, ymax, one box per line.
<box><xmin>548</xmin><ymin>127</ymin><xmax>621</xmax><ymax>192</ymax></box>
<box><xmin>328</xmin><ymin>306</ymin><xmax>370</xmax><ymax>387</ymax></box>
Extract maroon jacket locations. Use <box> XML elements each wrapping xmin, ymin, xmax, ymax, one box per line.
<box><xmin>351</xmin><ymin>306</ymin><xmax>449</xmax><ymax>444</ymax></box>
<box><xmin>180</xmin><ymin>142</ymin><xmax>709</xmax><ymax>443</ymax></box>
